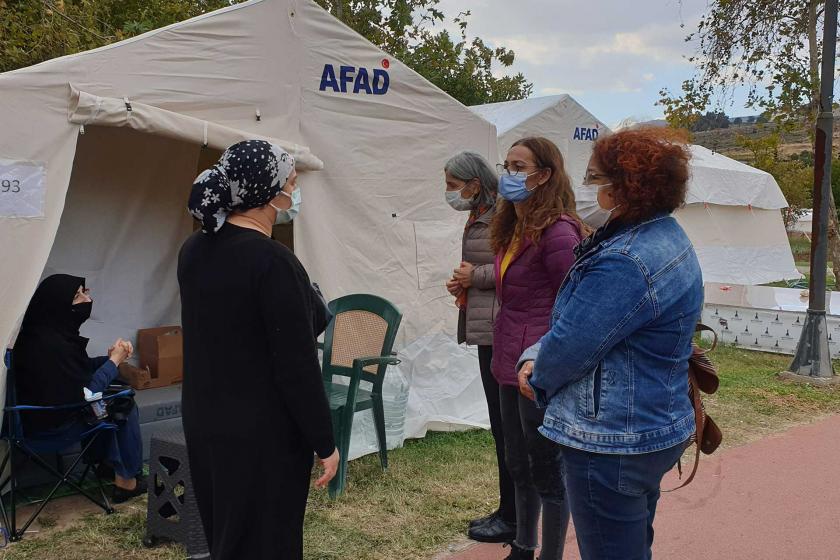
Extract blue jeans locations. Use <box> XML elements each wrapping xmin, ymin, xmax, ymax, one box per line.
<box><xmin>85</xmin><ymin>405</ymin><xmax>143</xmax><ymax>479</ymax></box>
<box><xmin>561</xmin><ymin>442</ymin><xmax>687</xmax><ymax>560</ymax></box>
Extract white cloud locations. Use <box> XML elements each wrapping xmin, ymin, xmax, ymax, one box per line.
<box><xmin>540</xmin><ymin>86</ymin><xmax>585</xmax><ymax>96</ymax></box>
<box><xmin>429</xmin><ymin>0</ymin><xmax>727</xmax><ymax>123</ymax></box>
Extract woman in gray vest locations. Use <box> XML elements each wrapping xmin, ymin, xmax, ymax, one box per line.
<box><xmin>445</xmin><ymin>151</ymin><xmax>515</xmax><ymax>543</ymax></box>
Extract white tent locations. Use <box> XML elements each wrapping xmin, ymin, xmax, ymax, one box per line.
<box><xmin>471</xmin><ymin>95</ymin><xmax>608</xmax><ymax>186</ymax></box>
<box><xmin>0</xmin><ymin>0</ymin><xmax>498</xmax><ymax>454</ymax></box>
<box><xmin>471</xmin><ymin>96</ymin><xmax>800</xmax><ymax>285</ymax></box>
<box><xmin>790</xmin><ymin>210</ymin><xmax>813</xmax><ymax>235</ymax></box>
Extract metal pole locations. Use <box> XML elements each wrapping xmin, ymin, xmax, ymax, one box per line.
<box><xmin>786</xmin><ymin>0</ymin><xmax>838</xmax><ymax>384</ymax></box>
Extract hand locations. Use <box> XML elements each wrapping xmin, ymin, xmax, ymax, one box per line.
<box><xmin>453</xmin><ymin>261</ymin><xmax>475</xmax><ymax>288</ymax></box>
<box><xmin>518</xmin><ymin>360</ymin><xmax>535</xmax><ymax>401</ymax></box>
<box><xmin>446</xmin><ymin>277</ymin><xmax>464</xmax><ymax>297</ymax></box>
<box><xmin>109</xmin><ymin>339</ymin><xmax>131</xmax><ymax>366</ymax></box>
<box><xmin>315</xmin><ymin>448</ymin><xmax>340</xmax><ymax>489</ymax></box>
<box><xmin>119</xmin><ymin>340</ymin><xmax>134</xmax><ymax>360</ymax></box>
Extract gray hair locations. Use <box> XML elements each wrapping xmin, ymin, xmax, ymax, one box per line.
<box><xmin>444</xmin><ymin>151</ymin><xmax>498</xmax><ymax>207</ymax></box>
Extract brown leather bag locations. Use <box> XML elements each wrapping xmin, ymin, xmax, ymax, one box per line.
<box><xmin>667</xmin><ymin>323</ymin><xmax>723</xmax><ymax>490</ymax></box>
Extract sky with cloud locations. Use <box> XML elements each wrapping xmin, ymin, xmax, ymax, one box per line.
<box><xmin>435</xmin><ymin>0</ymin><xmax>757</xmax><ymax>127</ymax></box>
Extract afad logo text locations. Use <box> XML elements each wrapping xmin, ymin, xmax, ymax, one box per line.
<box><xmin>319</xmin><ymin>59</ymin><xmax>391</xmax><ymax>95</ymax></box>
<box><xmin>573</xmin><ymin>127</ymin><xmax>600</xmax><ymax>141</ymax></box>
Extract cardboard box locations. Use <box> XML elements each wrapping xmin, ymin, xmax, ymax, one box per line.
<box><xmin>118</xmin><ymin>362</ymin><xmax>154</xmax><ymax>390</ymax></box>
<box><xmin>135</xmin><ymin>326</ymin><xmax>183</xmax><ymax>389</ymax></box>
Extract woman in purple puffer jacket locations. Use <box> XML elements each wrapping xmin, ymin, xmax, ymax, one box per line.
<box><xmin>490</xmin><ymin>137</ymin><xmax>587</xmax><ymax>560</ymax></box>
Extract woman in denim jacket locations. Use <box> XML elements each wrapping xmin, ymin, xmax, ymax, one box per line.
<box><xmin>518</xmin><ymin>128</ymin><xmax>703</xmax><ymax>560</ymax></box>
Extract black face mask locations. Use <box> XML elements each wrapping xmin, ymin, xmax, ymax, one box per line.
<box><xmin>71</xmin><ymin>301</ymin><xmax>93</xmax><ymax>327</ymax></box>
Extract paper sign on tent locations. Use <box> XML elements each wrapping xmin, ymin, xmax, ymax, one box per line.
<box><xmin>0</xmin><ymin>159</ymin><xmax>45</xmax><ymax>218</ymax></box>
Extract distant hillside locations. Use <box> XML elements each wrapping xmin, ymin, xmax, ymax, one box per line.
<box><xmin>692</xmin><ymin>120</ymin><xmax>840</xmax><ymax>162</ymax></box>
<box><xmin>613</xmin><ymin>117</ymin><xmax>667</xmax><ymax>131</ymax></box>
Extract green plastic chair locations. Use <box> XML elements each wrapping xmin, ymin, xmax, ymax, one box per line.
<box><xmin>319</xmin><ymin>294</ymin><xmax>402</xmax><ymax>498</ymax></box>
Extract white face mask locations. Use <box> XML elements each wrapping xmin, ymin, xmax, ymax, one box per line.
<box><xmin>270</xmin><ymin>188</ymin><xmax>301</xmax><ymax>225</ymax></box>
<box><xmin>576</xmin><ymin>182</ymin><xmax>618</xmax><ymax>228</ymax></box>
<box><xmin>445</xmin><ymin>188</ymin><xmax>475</xmax><ymax>211</ymax></box>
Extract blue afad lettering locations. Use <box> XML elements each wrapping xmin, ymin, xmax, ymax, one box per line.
<box><xmin>319</xmin><ymin>64</ymin><xmax>389</xmax><ymax>95</ymax></box>
<box><xmin>573</xmin><ymin>127</ymin><xmax>600</xmax><ymax>141</ymax></box>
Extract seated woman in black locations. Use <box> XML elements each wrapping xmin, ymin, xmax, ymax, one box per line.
<box><xmin>13</xmin><ymin>274</ymin><xmax>146</xmax><ymax>503</ymax></box>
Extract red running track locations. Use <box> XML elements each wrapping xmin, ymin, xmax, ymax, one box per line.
<box><xmin>438</xmin><ymin>415</ymin><xmax>840</xmax><ymax>560</ymax></box>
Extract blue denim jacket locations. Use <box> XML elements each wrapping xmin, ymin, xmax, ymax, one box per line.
<box><xmin>520</xmin><ymin>213</ymin><xmax>703</xmax><ymax>454</ymax></box>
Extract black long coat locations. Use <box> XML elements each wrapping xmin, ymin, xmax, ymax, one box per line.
<box><xmin>178</xmin><ymin>223</ymin><xmax>334</xmax><ymax>560</ymax></box>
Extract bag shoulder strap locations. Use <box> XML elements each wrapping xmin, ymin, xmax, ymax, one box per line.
<box><xmin>695</xmin><ymin>322</ymin><xmax>718</xmax><ymax>352</ymax></box>
<box><xmin>664</xmin><ymin>371</ymin><xmax>704</xmax><ymax>492</ymax></box>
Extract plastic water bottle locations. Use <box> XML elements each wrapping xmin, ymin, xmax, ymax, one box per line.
<box><xmin>381</xmin><ymin>369</ymin><xmax>410</xmax><ymax>448</ymax></box>
<box><xmin>84</xmin><ymin>387</ymin><xmax>107</xmax><ymax>420</ymax></box>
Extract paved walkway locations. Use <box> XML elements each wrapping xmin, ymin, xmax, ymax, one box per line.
<box><xmin>438</xmin><ymin>414</ymin><xmax>840</xmax><ymax>560</ymax></box>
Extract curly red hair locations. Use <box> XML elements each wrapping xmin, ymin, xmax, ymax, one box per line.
<box><xmin>591</xmin><ymin>127</ymin><xmax>691</xmax><ymax>223</ymax></box>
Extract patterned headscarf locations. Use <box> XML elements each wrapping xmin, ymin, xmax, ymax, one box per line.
<box><xmin>188</xmin><ymin>140</ymin><xmax>295</xmax><ymax>233</ymax></box>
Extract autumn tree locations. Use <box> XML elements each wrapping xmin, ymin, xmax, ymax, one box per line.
<box><xmin>660</xmin><ymin>0</ymin><xmax>840</xmax><ymax>279</ymax></box>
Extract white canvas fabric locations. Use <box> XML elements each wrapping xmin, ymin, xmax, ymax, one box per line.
<box><xmin>684</xmin><ymin>144</ymin><xmax>788</xmax><ymax>208</ymax></box>
<box><xmin>471</xmin><ymin>96</ymin><xmax>800</xmax><ymax>285</ymax></box>
<box><xmin>471</xmin><ymin>94</ymin><xmax>608</xmax><ymax>186</ymax></box>
<box><xmin>791</xmin><ymin>210</ymin><xmax>813</xmax><ymax>234</ymax></box>
<box><xmin>0</xmin><ymin>0</ymin><xmax>499</xmax><ymax>451</ymax></box>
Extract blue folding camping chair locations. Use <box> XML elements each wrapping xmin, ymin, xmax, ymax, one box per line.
<box><xmin>0</xmin><ymin>349</ymin><xmax>134</xmax><ymax>542</ymax></box>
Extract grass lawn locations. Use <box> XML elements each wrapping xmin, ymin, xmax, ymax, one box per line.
<box><xmin>4</xmin><ymin>345</ymin><xmax>840</xmax><ymax>560</ymax></box>
<box><xmin>788</xmin><ymin>235</ymin><xmax>811</xmax><ymax>261</ymax></box>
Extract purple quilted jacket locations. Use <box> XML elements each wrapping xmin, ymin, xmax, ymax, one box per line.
<box><xmin>491</xmin><ymin>216</ymin><xmax>583</xmax><ymax>387</ymax></box>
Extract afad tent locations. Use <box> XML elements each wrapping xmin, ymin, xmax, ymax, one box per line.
<box><xmin>0</xmin><ymin>0</ymin><xmax>500</xmax><ymax>455</ymax></box>
<box><xmin>471</xmin><ymin>95</ymin><xmax>800</xmax><ymax>286</ymax></box>
<box><xmin>471</xmin><ymin>95</ymin><xmax>607</xmax><ymax>186</ymax></box>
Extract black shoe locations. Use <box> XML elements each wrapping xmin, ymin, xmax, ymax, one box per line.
<box><xmin>112</xmin><ymin>475</ymin><xmax>148</xmax><ymax>504</ymax></box>
<box><xmin>503</xmin><ymin>542</ymin><xmax>535</xmax><ymax>560</ymax></box>
<box><xmin>469</xmin><ymin>509</ymin><xmax>500</xmax><ymax>529</ymax></box>
<box><xmin>467</xmin><ymin>515</ymin><xmax>516</xmax><ymax>543</ymax></box>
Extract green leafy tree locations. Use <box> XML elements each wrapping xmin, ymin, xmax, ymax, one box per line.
<box><xmin>0</xmin><ymin>1</ymin><xmax>242</xmax><ymax>73</ymax></box>
<box><xmin>2</xmin><ymin>1</ymin><xmax>531</xmax><ymax>105</ymax></box>
<box><xmin>738</xmin><ymin>133</ymin><xmax>813</xmax><ymax>229</ymax></box>
<box><xmin>314</xmin><ymin>0</ymin><xmax>532</xmax><ymax>105</ymax></box>
<box><xmin>691</xmin><ymin>110</ymin><xmax>730</xmax><ymax>132</ymax></box>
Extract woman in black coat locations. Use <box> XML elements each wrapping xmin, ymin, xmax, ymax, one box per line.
<box><xmin>13</xmin><ymin>274</ymin><xmax>146</xmax><ymax>503</ymax></box>
<box><xmin>178</xmin><ymin>140</ymin><xmax>338</xmax><ymax>560</ymax></box>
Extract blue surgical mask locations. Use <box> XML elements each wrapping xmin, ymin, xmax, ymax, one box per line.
<box><xmin>270</xmin><ymin>188</ymin><xmax>301</xmax><ymax>224</ymax></box>
<box><xmin>498</xmin><ymin>171</ymin><xmax>540</xmax><ymax>203</ymax></box>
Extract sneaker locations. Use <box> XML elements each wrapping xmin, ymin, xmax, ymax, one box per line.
<box><xmin>469</xmin><ymin>509</ymin><xmax>500</xmax><ymax>529</ymax></box>
<box><xmin>467</xmin><ymin>515</ymin><xmax>516</xmax><ymax>543</ymax></box>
